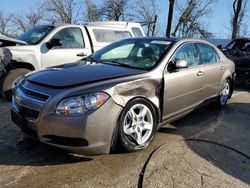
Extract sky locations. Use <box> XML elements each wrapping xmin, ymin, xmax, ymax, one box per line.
<box><xmin>1</xmin><ymin>0</ymin><xmax>250</xmax><ymax>39</ymax></box>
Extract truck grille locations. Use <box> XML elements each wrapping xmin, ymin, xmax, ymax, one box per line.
<box><xmin>19</xmin><ymin>84</ymin><xmax>50</xmax><ymax>102</ymax></box>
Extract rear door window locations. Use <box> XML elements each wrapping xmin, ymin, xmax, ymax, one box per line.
<box><xmin>93</xmin><ymin>29</ymin><xmax>131</xmax><ymax>42</ymax></box>
<box><xmin>197</xmin><ymin>43</ymin><xmax>220</xmax><ymax>64</ymax></box>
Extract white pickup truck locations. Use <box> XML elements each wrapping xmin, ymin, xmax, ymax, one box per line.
<box><xmin>1</xmin><ymin>22</ymin><xmax>145</xmax><ymax>100</ymax></box>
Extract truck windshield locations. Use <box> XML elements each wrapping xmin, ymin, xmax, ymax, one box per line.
<box><xmin>17</xmin><ymin>25</ymin><xmax>55</xmax><ymax>45</ymax></box>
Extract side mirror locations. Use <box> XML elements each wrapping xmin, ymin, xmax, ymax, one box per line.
<box><xmin>167</xmin><ymin>59</ymin><xmax>188</xmax><ymax>72</ymax></box>
<box><xmin>175</xmin><ymin>59</ymin><xmax>188</xmax><ymax>69</ymax></box>
<box><xmin>217</xmin><ymin>44</ymin><xmax>222</xmax><ymax>49</ymax></box>
<box><xmin>46</xmin><ymin>38</ymin><xmax>62</xmax><ymax>49</ymax></box>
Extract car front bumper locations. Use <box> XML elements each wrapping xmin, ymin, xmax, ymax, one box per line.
<box><xmin>11</xmin><ymin>83</ymin><xmax>123</xmax><ymax>155</ymax></box>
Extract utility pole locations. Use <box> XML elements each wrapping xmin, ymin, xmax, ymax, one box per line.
<box><xmin>152</xmin><ymin>15</ymin><xmax>158</xmax><ymax>36</ymax></box>
<box><xmin>166</xmin><ymin>0</ymin><xmax>175</xmax><ymax>37</ymax></box>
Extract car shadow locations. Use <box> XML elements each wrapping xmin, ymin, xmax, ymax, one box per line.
<box><xmin>159</xmin><ymin>102</ymin><xmax>250</xmax><ymax>184</ymax></box>
<box><xmin>0</xmin><ymin>136</ymin><xmax>93</xmax><ymax>166</ymax></box>
<box><xmin>0</xmin><ymin>129</ymin><xmax>92</xmax><ymax>166</ymax></box>
<box><xmin>0</xmin><ymin>97</ymin><xmax>93</xmax><ymax>166</ymax></box>
<box><xmin>0</xmin><ymin>122</ymin><xmax>93</xmax><ymax>166</ymax></box>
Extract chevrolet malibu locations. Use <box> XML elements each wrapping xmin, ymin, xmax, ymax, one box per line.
<box><xmin>11</xmin><ymin>38</ymin><xmax>235</xmax><ymax>155</ymax></box>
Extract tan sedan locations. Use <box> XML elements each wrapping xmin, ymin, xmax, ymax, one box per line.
<box><xmin>11</xmin><ymin>38</ymin><xmax>235</xmax><ymax>155</ymax></box>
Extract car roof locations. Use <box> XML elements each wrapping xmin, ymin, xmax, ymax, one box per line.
<box><xmin>123</xmin><ymin>37</ymin><xmax>178</xmax><ymax>43</ymax></box>
<box><xmin>232</xmin><ymin>38</ymin><xmax>250</xmax><ymax>41</ymax></box>
<box><xmin>0</xmin><ymin>34</ymin><xmax>27</xmax><ymax>45</ymax></box>
<box><xmin>123</xmin><ymin>37</ymin><xmax>213</xmax><ymax>44</ymax></box>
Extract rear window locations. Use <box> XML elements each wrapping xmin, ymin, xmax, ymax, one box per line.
<box><xmin>132</xmin><ymin>27</ymin><xmax>143</xmax><ymax>37</ymax></box>
<box><xmin>93</xmin><ymin>29</ymin><xmax>131</xmax><ymax>42</ymax></box>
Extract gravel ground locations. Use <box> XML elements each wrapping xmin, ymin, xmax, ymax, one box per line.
<box><xmin>0</xmin><ymin>88</ymin><xmax>249</xmax><ymax>188</ymax></box>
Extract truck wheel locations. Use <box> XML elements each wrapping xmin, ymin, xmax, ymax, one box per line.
<box><xmin>1</xmin><ymin>68</ymin><xmax>30</xmax><ymax>101</ymax></box>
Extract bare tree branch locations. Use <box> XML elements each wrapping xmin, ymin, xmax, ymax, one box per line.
<box><xmin>172</xmin><ymin>0</ymin><xmax>217</xmax><ymax>39</ymax></box>
<box><xmin>11</xmin><ymin>2</ymin><xmax>45</xmax><ymax>33</ymax></box>
<box><xmin>132</xmin><ymin>0</ymin><xmax>159</xmax><ymax>36</ymax></box>
<box><xmin>84</xmin><ymin>0</ymin><xmax>100</xmax><ymax>22</ymax></box>
<box><xmin>231</xmin><ymin>0</ymin><xmax>247</xmax><ymax>39</ymax></box>
<box><xmin>0</xmin><ymin>11</ymin><xmax>13</xmax><ymax>36</ymax></box>
<box><xmin>99</xmin><ymin>0</ymin><xmax>130</xmax><ymax>21</ymax></box>
<box><xmin>44</xmin><ymin>0</ymin><xmax>82</xmax><ymax>24</ymax></box>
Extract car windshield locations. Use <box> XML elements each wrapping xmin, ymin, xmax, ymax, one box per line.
<box><xmin>89</xmin><ymin>39</ymin><xmax>171</xmax><ymax>70</ymax></box>
<box><xmin>17</xmin><ymin>25</ymin><xmax>55</xmax><ymax>45</ymax></box>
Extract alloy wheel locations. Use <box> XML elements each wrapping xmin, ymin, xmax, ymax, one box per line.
<box><xmin>123</xmin><ymin>104</ymin><xmax>153</xmax><ymax>146</ymax></box>
<box><xmin>220</xmin><ymin>80</ymin><xmax>230</xmax><ymax>106</ymax></box>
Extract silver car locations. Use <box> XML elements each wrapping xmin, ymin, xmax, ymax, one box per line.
<box><xmin>11</xmin><ymin>38</ymin><xmax>235</xmax><ymax>155</ymax></box>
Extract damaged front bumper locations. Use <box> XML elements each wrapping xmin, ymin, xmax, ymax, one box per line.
<box><xmin>11</xmin><ymin>81</ymin><xmax>122</xmax><ymax>155</ymax></box>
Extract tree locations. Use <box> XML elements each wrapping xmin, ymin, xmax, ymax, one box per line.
<box><xmin>231</xmin><ymin>0</ymin><xmax>247</xmax><ymax>39</ymax></box>
<box><xmin>12</xmin><ymin>2</ymin><xmax>44</xmax><ymax>33</ymax></box>
<box><xmin>99</xmin><ymin>0</ymin><xmax>129</xmax><ymax>21</ymax></box>
<box><xmin>172</xmin><ymin>0</ymin><xmax>217</xmax><ymax>39</ymax></box>
<box><xmin>166</xmin><ymin>0</ymin><xmax>175</xmax><ymax>37</ymax></box>
<box><xmin>132</xmin><ymin>0</ymin><xmax>159</xmax><ymax>36</ymax></box>
<box><xmin>0</xmin><ymin>11</ymin><xmax>12</xmax><ymax>36</ymax></box>
<box><xmin>84</xmin><ymin>0</ymin><xmax>100</xmax><ymax>22</ymax></box>
<box><xmin>44</xmin><ymin>0</ymin><xmax>82</xmax><ymax>24</ymax></box>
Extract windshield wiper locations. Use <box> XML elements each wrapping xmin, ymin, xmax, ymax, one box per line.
<box><xmin>100</xmin><ymin>60</ymin><xmax>136</xmax><ymax>69</ymax></box>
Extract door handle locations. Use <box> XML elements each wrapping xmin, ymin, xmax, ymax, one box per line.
<box><xmin>197</xmin><ymin>71</ymin><xmax>204</xmax><ymax>76</ymax></box>
<box><xmin>220</xmin><ymin>66</ymin><xmax>224</xmax><ymax>71</ymax></box>
<box><xmin>76</xmin><ymin>52</ymin><xmax>87</xmax><ymax>57</ymax></box>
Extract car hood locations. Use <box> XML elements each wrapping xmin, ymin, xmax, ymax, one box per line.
<box><xmin>27</xmin><ymin>62</ymin><xmax>146</xmax><ymax>88</ymax></box>
<box><xmin>0</xmin><ymin>35</ymin><xmax>27</xmax><ymax>46</ymax></box>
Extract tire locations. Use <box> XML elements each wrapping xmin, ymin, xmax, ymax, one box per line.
<box><xmin>117</xmin><ymin>98</ymin><xmax>157</xmax><ymax>152</ymax></box>
<box><xmin>0</xmin><ymin>68</ymin><xmax>30</xmax><ymax>101</ymax></box>
<box><xmin>215</xmin><ymin>79</ymin><xmax>231</xmax><ymax>108</ymax></box>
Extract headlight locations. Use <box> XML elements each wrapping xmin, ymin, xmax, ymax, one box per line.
<box><xmin>56</xmin><ymin>92</ymin><xmax>109</xmax><ymax>115</ymax></box>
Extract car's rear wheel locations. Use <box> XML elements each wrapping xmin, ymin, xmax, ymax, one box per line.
<box><xmin>216</xmin><ymin>79</ymin><xmax>230</xmax><ymax>108</ymax></box>
<box><xmin>118</xmin><ymin>99</ymin><xmax>157</xmax><ymax>152</ymax></box>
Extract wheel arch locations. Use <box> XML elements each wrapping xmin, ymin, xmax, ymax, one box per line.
<box><xmin>123</xmin><ymin>96</ymin><xmax>161</xmax><ymax>125</ymax></box>
<box><xmin>6</xmin><ymin>61</ymin><xmax>35</xmax><ymax>72</ymax></box>
<box><xmin>110</xmin><ymin>96</ymin><xmax>161</xmax><ymax>152</ymax></box>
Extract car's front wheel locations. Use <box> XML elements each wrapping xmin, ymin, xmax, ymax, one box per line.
<box><xmin>216</xmin><ymin>79</ymin><xmax>231</xmax><ymax>108</ymax></box>
<box><xmin>118</xmin><ymin>99</ymin><xmax>157</xmax><ymax>152</ymax></box>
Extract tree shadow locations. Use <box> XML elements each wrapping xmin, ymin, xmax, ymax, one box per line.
<box><xmin>159</xmin><ymin>102</ymin><xmax>250</xmax><ymax>184</ymax></box>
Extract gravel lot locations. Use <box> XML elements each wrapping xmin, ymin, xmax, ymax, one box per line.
<box><xmin>0</xmin><ymin>88</ymin><xmax>249</xmax><ymax>188</ymax></box>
